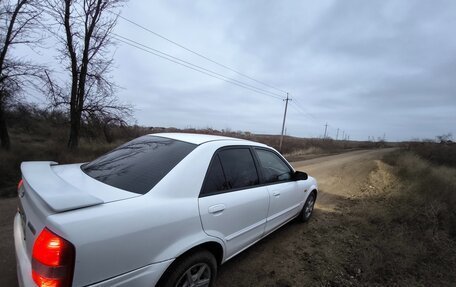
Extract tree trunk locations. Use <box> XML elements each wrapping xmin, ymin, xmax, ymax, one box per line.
<box><xmin>67</xmin><ymin>108</ymin><xmax>80</xmax><ymax>149</ymax></box>
<box><xmin>103</xmin><ymin>122</ymin><xmax>113</xmax><ymax>143</ymax></box>
<box><xmin>0</xmin><ymin>100</ymin><xmax>10</xmax><ymax>150</ymax></box>
<box><xmin>64</xmin><ymin>0</ymin><xmax>80</xmax><ymax>150</ymax></box>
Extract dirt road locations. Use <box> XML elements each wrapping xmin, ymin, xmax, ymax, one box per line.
<box><xmin>0</xmin><ymin>148</ymin><xmax>394</xmax><ymax>287</ymax></box>
<box><xmin>216</xmin><ymin>148</ymin><xmax>395</xmax><ymax>286</ymax></box>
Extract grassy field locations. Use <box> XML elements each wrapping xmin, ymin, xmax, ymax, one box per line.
<box><xmin>332</xmin><ymin>148</ymin><xmax>456</xmax><ymax>285</ymax></box>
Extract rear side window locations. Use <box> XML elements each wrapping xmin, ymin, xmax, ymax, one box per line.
<box><xmin>255</xmin><ymin>149</ymin><xmax>292</xmax><ymax>183</ymax></box>
<box><xmin>82</xmin><ymin>136</ymin><xmax>196</xmax><ymax>194</ymax></box>
<box><xmin>201</xmin><ymin>155</ymin><xmax>227</xmax><ymax>195</ymax></box>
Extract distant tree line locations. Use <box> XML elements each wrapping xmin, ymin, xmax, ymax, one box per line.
<box><xmin>5</xmin><ymin>102</ymin><xmax>133</xmax><ymax>143</ymax></box>
<box><xmin>0</xmin><ymin>0</ymin><xmax>131</xmax><ymax>150</ymax></box>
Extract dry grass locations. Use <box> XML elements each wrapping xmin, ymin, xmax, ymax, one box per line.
<box><xmin>0</xmin><ymin>132</ymin><xmax>123</xmax><ymax>197</ymax></box>
<box><xmin>403</xmin><ymin>141</ymin><xmax>456</xmax><ymax>167</ymax></box>
<box><xmin>283</xmin><ymin>149</ymin><xmax>456</xmax><ymax>286</ymax></box>
<box><xmin>268</xmin><ymin>148</ymin><xmax>456</xmax><ymax>286</ymax></box>
<box><xmin>215</xmin><ymin>148</ymin><xmax>456</xmax><ymax>286</ymax></box>
<box><xmin>340</xmin><ymin>150</ymin><xmax>456</xmax><ymax>285</ymax></box>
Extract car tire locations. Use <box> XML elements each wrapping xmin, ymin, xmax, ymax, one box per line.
<box><xmin>158</xmin><ymin>249</ymin><xmax>217</xmax><ymax>287</ymax></box>
<box><xmin>299</xmin><ymin>192</ymin><xmax>316</xmax><ymax>222</ymax></box>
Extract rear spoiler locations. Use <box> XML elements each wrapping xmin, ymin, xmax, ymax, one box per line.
<box><xmin>20</xmin><ymin>161</ymin><xmax>104</xmax><ymax>212</ymax></box>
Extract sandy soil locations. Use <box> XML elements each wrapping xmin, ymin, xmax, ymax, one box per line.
<box><xmin>0</xmin><ymin>148</ymin><xmax>395</xmax><ymax>287</ymax></box>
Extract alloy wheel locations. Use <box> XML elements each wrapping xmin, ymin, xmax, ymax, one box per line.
<box><xmin>175</xmin><ymin>263</ymin><xmax>211</xmax><ymax>287</ymax></box>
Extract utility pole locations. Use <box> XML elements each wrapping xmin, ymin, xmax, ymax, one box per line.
<box><xmin>279</xmin><ymin>93</ymin><xmax>290</xmax><ymax>152</ymax></box>
<box><xmin>323</xmin><ymin>122</ymin><xmax>328</xmax><ymax>139</ymax></box>
<box><xmin>342</xmin><ymin>130</ymin><xmax>345</xmax><ymax>140</ymax></box>
<box><xmin>336</xmin><ymin>128</ymin><xmax>339</xmax><ymax>140</ymax></box>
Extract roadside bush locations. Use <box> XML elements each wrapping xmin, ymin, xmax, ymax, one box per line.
<box><xmin>390</xmin><ymin>152</ymin><xmax>456</xmax><ymax>238</ymax></box>
<box><xmin>405</xmin><ymin>141</ymin><xmax>456</xmax><ymax>167</ymax></box>
<box><xmin>0</xmin><ymin>133</ymin><xmax>121</xmax><ymax>197</ymax></box>
<box><xmin>357</xmin><ymin>151</ymin><xmax>456</xmax><ymax>285</ymax></box>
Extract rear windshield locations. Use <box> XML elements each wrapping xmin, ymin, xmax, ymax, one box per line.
<box><xmin>81</xmin><ymin>136</ymin><xmax>196</xmax><ymax>194</ymax></box>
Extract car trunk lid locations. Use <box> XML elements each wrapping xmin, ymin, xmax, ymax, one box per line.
<box><xmin>21</xmin><ymin>161</ymin><xmax>103</xmax><ymax>212</ymax></box>
<box><xmin>21</xmin><ymin>161</ymin><xmax>140</xmax><ymax>212</ymax></box>
<box><xmin>17</xmin><ymin>161</ymin><xmax>140</xmax><ymax>261</ymax></box>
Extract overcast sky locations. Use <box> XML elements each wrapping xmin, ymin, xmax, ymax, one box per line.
<box><xmin>21</xmin><ymin>1</ymin><xmax>456</xmax><ymax>141</ymax></box>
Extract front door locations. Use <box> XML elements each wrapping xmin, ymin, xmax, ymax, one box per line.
<box><xmin>253</xmin><ymin>148</ymin><xmax>304</xmax><ymax>233</ymax></box>
<box><xmin>198</xmin><ymin>148</ymin><xmax>269</xmax><ymax>259</ymax></box>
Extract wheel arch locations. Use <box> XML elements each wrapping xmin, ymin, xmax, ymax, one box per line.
<box><xmin>310</xmin><ymin>188</ymin><xmax>318</xmax><ymax>199</ymax></box>
<box><xmin>173</xmin><ymin>238</ymin><xmax>225</xmax><ymax>266</ymax></box>
<box><xmin>156</xmin><ymin>240</ymin><xmax>224</xmax><ymax>286</ymax></box>
<box><xmin>191</xmin><ymin>241</ymin><xmax>224</xmax><ymax>265</ymax></box>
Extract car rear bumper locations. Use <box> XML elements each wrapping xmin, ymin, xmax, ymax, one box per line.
<box><xmin>15</xmin><ymin>211</ymin><xmax>173</xmax><ymax>287</ymax></box>
<box><xmin>14</xmin><ymin>212</ymin><xmax>34</xmax><ymax>287</ymax></box>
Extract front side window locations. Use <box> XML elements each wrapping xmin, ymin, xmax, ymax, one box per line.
<box><xmin>217</xmin><ymin>148</ymin><xmax>259</xmax><ymax>190</ymax></box>
<box><xmin>255</xmin><ymin>149</ymin><xmax>292</xmax><ymax>183</ymax></box>
<box><xmin>82</xmin><ymin>136</ymin><xmax>196</xmax><ymax>194</ymax></box>
<box><xmin>202</xmin><ymin>147</ymin><xmax>260</xmax><ymax>195</ymax></box>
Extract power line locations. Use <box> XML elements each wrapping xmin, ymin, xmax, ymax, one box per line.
<box><xmin>289</xmin><ymin>101</ymin><xmax>303</xmax><ymax>114</ymax></box>
<box><xmin>290</xmin><ymin>101</ymin><xmax>309</xmax><ymax>118</ymax></box>
<box><xmin>291</xmin><ymin>97</ymin><xmax>317</xmax><ymax>120</ymax></box>
<box><xmin>289</xmin><ymin>101</ymin><xmax>314</xmax><ymax>120</ymax></box>
<box><xmin>113</xmin><ymin>34</ymin><xmax>284</xmax><ymax>100</ymax></box>
<box><xmin>114</xmin><ymin>13</ymin><xmax>287</xmax><ymax>95</ymax></box>
<box><xmin>113</xmin><ymin>33</ymin><xmax>284</xmax><ymax>100</ymax></box>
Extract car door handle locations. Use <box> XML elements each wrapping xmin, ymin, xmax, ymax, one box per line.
<box><xmin>208</xmin><ymin>204</ymin><xmax>226</xmax><ymax>214</ymax></box>
<box><xmin>272</xmin><ymin>192</ymin><xmax>280</xmax><ymax>197</ymax></box>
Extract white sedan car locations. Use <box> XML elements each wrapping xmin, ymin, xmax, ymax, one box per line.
<box><xmin>14</xmin><ymin>133</ymin><xmax>318</xmax><ymax>287</ymax></box>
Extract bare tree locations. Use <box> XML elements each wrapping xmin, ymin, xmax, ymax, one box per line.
<box><xmin>436</xmin><ymin>133</ymin><xmax>453</xmax><ymax>144</ymax></box>
<box><xmin>0</xmin><ymin>0</ymin><xmax>43</xmax><ymax>149</ymax></box>
<box><xmin>46</xmin><ymin>0</ymin><xmax>130</xmax><ymax>149</ymax></box>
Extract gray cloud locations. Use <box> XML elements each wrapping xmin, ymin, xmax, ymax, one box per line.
<box><xmin>16</xmin><ymin>0</ymin><xmax>456</xmax><ymax>141</ymax></box>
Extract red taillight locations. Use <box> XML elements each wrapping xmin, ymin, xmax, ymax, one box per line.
<box><xmin>18</xmin><ymin>179</ymin><xmax>23</xmax><ymax>190</ymax></box>
<box><xmin>32</xmin><ymin>228</ymin><xmax>75</xmax><ymax>287</ymax></box>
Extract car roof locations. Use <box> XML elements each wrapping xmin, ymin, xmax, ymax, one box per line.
<box><xmin>150</xmin><ymin>132</ymin><xmax>266</xmax><ymax>146</ymax></box>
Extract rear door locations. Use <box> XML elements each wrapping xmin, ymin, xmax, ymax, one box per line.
<box><xmin>198</xmin><ymin>147</ymin><xmax>269</xmax><ymax>259</ymax></box>
<box><xmin>254</xmin><ymin>148</ymin><xmax>303</xmax><ymax>234</ymax></box>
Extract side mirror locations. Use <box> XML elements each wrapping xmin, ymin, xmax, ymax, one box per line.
<box><xmin>292</xmin><ymin>171</ymin><xmax>308</xmax><ymax>181</ymax></box>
